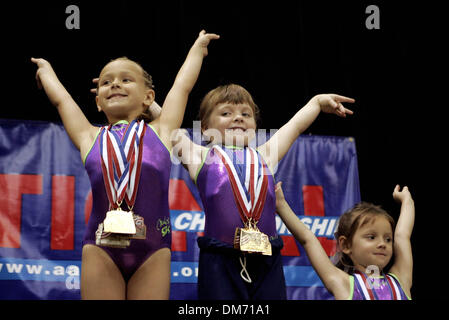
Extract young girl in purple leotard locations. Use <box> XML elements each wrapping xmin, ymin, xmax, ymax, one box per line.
<box><xmin>31</xmin><ymin>30</ymin><xmax>219</xmax><ymax>300</ymax></box>
<box><xmin>174</xmin><ymin>84</ymin><xmax>354</xmax><ymax>299</ymax></box>
<box><xmin>275</xmin><ymin>182</ymin><xmax>414</xmax><ymax>300</ymax></box>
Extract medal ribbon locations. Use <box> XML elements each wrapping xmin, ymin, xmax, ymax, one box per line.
<box><xmin>99</xmin><ymin>120</ymin><xmax>146</xmax><ymax>210</ymax></box>
<box><xmin>213</xmin><ymin>145</ymin><xmax>268</xmax><ymax>227</ymax></box>
<box><xmin>355</xmin><ymin>271</ymin><xmax>400</xmax><ymax>300</ymax></box>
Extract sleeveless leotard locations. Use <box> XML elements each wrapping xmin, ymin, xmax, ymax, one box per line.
<box><xmin>83</xmin><ymin>121</ymin><xmax>171</xmax><ymax>281</ymax></box>
<box><xmin>349</xmin><ymin>271</ymin><xmax>411</xmax><ymax>300</ymax></box>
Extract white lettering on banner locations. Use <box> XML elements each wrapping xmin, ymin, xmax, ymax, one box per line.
<box><xmin>311</xmin><ymin>218</ymin><xmax>329</xmax><ymax>236</ymax></box>
<box><xmin>171</xmin><ymin>211</ymin><xmax>205</xmax><ymax>231</ymax></box>
<box><xmin>54</xmin><ymin>266</ymin><xmax>65</xmax><ymax>276</ymax></box>
<box><xmin>6</xmin><ymin>263</ymin><xmax>23</xmax><ymax>273</ymax></box>
<box><xmin>171</xmin><ymin>211</ymin><xmax>337</xmax><ymax>238</ymax></box>
<box><xmin>275</xmin><ymin>216</ymin><xmax>338</xmax><ymax>238</ymax></box>
<box><xmin>190</xmin><ymin>213</ymin><xmax>205</xmax><ymax>231</ymax></box>
<box><xmin>0</xmin><ymin>258</ymin><xmax>82</xmax><ymax>283</ymax></box>
<box><xmin>25</xmin><ymin>264</ymin><xmax>43</xmax><ymax>275</ymax></box>
<box><xmin>174</xmin><ymin>212</ymin><xmax>192</xmax><ymax>230</ymax></box>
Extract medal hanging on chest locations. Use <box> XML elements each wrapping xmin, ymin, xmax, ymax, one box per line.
<box><xmin>213</xmin><ymin>146</ymin><xmax>272</xmax><ymax>256</ymax></box>
<box><xmin>95</xmin><ymin>120</ymin><xmax>147</xmax><ymax>248</ymax></box>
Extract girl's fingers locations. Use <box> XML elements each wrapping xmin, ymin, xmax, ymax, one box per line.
<box><xmin>275</xmin><ymin>181</ymin><xmax>282</xmax><ymax>191</ymax></box>
<box><xmin>342</xmin><ymin>106</ymin><xmax>354</xmax><ymax>115</ymax></box>
<box><xmin>207</xmin><ymin>33</ymin><xmax>220</xmax><ymax>40</ymax></box>
<box><xmin>333</xmin><ymin>94</ymin><xmax>355</xmax><ymax>103</ymax></box>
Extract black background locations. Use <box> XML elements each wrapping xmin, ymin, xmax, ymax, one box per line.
<box><xmin>1</xmin><ymin>0</ymin><xmax>446</xmax><ymax>300</ymax></box>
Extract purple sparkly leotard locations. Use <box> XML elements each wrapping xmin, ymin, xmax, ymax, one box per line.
<box><xmin>83</xmin><ymin>121</ymin><xmax>171</xmax><ymax>281</ymax></box>
<box><xmin>350</xmin><ymin>272</ymin><xmax>411</xmax><ymax>300</ymax></box>
<box><xmin>196</xmin><ymin>146</ymin><xmax>277</xmax><ymax>245</ymax></box>
<box><xmin>195</xmin><ymin>145</ymin><xmax>286</xmax><ymax>300</ymax></box>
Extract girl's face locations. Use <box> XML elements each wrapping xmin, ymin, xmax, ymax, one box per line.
<box><xmin>342</xmin><ymin>216</ymin><xmax>393</xmax><ymax>273</ymax></box>
<box><xmin>202</xmin><ymin>102</ymin><xmax>257</xmax><ymax>147</ymax></box>
<box><xmin>96</xmin><ymin>60</ymin><xmax>154</xmax><ymax>123</ymax></box>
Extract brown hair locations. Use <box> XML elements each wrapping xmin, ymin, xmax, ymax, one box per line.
<box><xmin>198</xmin><ymin>84</ymin><xmax>260</xmax><ymax>129</ymax></box>
<box><xmin>333</xmin><ymin>202</ymin><xmax>395</xmax><ymax>272</ymax></box>
<box><xmin>99</xmin><ymin>57</ymin><xmax>155</xmax><ymax>122</ymax></box>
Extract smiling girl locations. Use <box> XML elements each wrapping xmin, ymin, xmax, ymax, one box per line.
<box><xmin>173</xmin><ymin>83</ymin><xmax>354</xmax><ymax>299</ymax></box>
<box><xmin>275</xmin><ymin>183</ymin><xmax>414</xmax><ymax>300</ymax></box>
<box><xmin>31</xmin><ymin>30</ymin><xmax>219</xmax><ymax>299</ymax></box>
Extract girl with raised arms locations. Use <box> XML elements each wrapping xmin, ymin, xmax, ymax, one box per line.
<box><xmin>31</xmin><ymin>30</ymin><xmax>219</xmax><ymax>300</ymax></box>
<box><xmin>174</xmin><ymin>84</ymin><xmax>355</xmax><ymax>299</ymax></box>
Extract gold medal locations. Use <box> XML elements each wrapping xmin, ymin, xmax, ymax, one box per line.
<box><xmin>95</xmin><ymin>223</ymin><xmax>131</xmax><ymax>248</ymax></box>
<box><xmin>96</xmin><ymin>121</ymin><xmax>147</xmax><ymax>248</ymax></box>
<box><xmin>260</xmin><ymin>233</ymin><xmax>272</xmax><ymax>256</ymax></box>
<box><xmin>128</xmin><ymin>213</ymin><xmax>147</xmax><ymax>240</ymax></box>
<box><xmin>103</xmin><ymin>208</ymin><xmax>136</xmax><ymax>235</ymax></box>
<box><xmin>234</xmin><ymin>224</ymin><xmax>272</xmax><ymax>255</ymax></box>
<box><xmin>214</xmin><ymin>146</ymin><xmax>272</xmax><ymax>256</ymax></box>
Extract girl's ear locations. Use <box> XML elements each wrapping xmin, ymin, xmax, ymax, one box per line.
<box><xmin>143</xmin><ymin>89</ymin><xmax>155</xmax><ymax>108</ymax></box>
<box><xmin>338</xmin><ymin>236</ymin><xmax>351</xmax><ymax>255</ymax></box>
<box><xmin>96</xmin><ymin>96</ymin><xmax>102</xmax><ymax>112</ymax></box>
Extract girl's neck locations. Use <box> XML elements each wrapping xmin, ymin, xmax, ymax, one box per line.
<box><xmin>353</xmin><ymin>264</ymin><xmax>384</xmax><ymax>276</ymax></box>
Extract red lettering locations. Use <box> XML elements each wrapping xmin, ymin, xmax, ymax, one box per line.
<box><xmin>84</xmin><ymin>190</ymin><xmax>92</xmax><ymax>225</ymax></box>
<box><xmin>169</xmin><ymin>179</ymin><xmax>202</xmax><ymax>211</ymax></box>
<box><xmin>0</xmin><ymin>174</ymin><xmax>43</xmax><ymax>248</ymax></box>
<box><xmin>302</xmin><ymin>185</ymin><xmax>324</xmax><ymax>216</ymax></box>
<box><xmin>50</xmin><ymin>175</ymin><xmax>75</xmax><ymax>250</ymax></box>
<box><xmin>303</xmin><ymin>185</ymin><xmax>336</xmax><ymax>256</ymax></box>
<box><xmin>318</xmin><ymin>237</ymin><xmax>337</xmax><ymax>257</ymax></box>
<box><xmin>280</xmin><ymin>235</ymin><xmax>301</xmax><ymax>256</ymax></box>
<box><xmin>171</xmin><ymin>230</ymin><xmax>186</xmax><ymax>252</ymax></box>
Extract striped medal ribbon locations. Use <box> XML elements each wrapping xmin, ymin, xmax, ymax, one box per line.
<box><xmin>354</xmin><ymin>271</ymin><xmax>402</xmax><ymax>300</ymax></box>
<box><xmin>99</xmin><ymin>120</ymin><xmax>146</xmax><ymax>235</ymax></box>
<box><xmin>213</xmin><ymin>145</ymin><xmax>271</xmax><ymax>255</ymax></box>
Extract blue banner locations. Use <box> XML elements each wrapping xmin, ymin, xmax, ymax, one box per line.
<box><xmin>0</xmin><ymin>119</ymin><xmax>360</xmax><ymax>300</ymax></box>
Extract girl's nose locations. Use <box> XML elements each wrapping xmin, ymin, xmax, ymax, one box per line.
<box><xmin>377</xmin><ymin>240</ymin><xmax>387</xmax><ymax>248</ymax></box>
<box><xmin>112</xmin><ymin>79</ymin><xmax>121</xmax><ymax>88</ymax></box>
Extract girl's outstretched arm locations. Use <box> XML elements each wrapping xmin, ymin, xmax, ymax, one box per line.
<box><xmin>31</xmin><ymin>58</ymin><xmax>97</xmax><ymax>154</ymax></box>
<box><xmin>389</xmin><ymin>185</ymin><xmax>415</xmax><ymax>297</ymax></box>
<box><xmin>156</xmin><ymin>30</ymin><xmax>219</xmax><ymax>147</ymax></box>
<box><xmin>258</xmin><ymin>94</ymin><xmax>354</xmax><ymax>173</ymax></box>
<box><xmin>275</xmin><ymin>182</ymin><xmax>350</xmax><ymax>299</ymax></box>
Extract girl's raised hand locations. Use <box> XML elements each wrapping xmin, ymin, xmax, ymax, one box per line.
<box><xmin>316</xmin><ymin>94</ymin><xmax>355</xmax><ymax>118</ymax></box>
<box><xmin>90</xmin><ymin>78</ymin><xmax>99</xmax><ymax>94</ymax></box>
<box><xmin>31</xmin><ymin>57</ymin><xmax>53</xmax><ymax>89</ymax></box>
<box><xmin>393</xmin><ymin>185</ymin><xmax>413</xmax><ymax>203</ymax></box>
<box><xmin>193</xmin><ymin>30</ymin><xmax>220</xmax><ymax>57</ymax></box>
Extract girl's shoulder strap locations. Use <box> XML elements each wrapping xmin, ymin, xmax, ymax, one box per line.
<box><xmin>353</xmin><ymin>272</ymin><xmax>374</xmax><ymax>300</ymax></box>
<box><xmin>194</xmin><ymin>146</ymin><xmax>212</xmax><ymax>185</ymax></box>
<box><xmin>386</xmin><ymin>273</ymin><xmax>411</xmax><ymax>300</ymax></box>
<box><xmin>347</xmin><ymin>275</ymin><xmax>355</xmax><ymax>300</ymax></box>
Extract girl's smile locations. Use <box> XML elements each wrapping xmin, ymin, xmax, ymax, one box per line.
<box><xmin>203</xmin><ymin>102</ymin><xmax>257</xmax><ymax>146</ymax></box>
<box><xmin>344</xmin><ymin>216</ymin><xmax>393</xmax><ymax>272</ymax></box>
<box><xmin>96</xmin><ymin>59</ymin><xmax>154</xmax><ymax>123</ymax></box>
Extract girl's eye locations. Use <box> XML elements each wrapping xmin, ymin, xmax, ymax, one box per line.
<box><xmin>222</xmin><ymin>112</ymin><xmax>230</xmax><ymax>116</ymax></box>
<box><xmin>101</xmin><ymin>80</ymin><xmax>110</xmax><ymax>86</ymax></box>
<box><xmin>123</xmin><ymin>78</ymin><xmax>131</xmax><ymax>83</ymax></box>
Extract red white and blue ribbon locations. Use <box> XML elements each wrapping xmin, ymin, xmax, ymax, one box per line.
<box><xmin>213</xmin><ymin>145</ymin><xmax>268</xmax><ymax>226</ymax></box>
<box><xmin>99</xmin><ymin>120</ymin><xmax>146</xmax><ymax>210</ymax></box>
<box><xmin>354</xmin><ymin>271</ymin><xmax>403</xmax><ymax>300</ymax></box>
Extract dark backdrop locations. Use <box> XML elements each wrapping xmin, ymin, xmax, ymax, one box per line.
<box><xmin>1</xmin><ymin>0</ymin><xmax>445</xmax><ymax>300</ymax></box>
